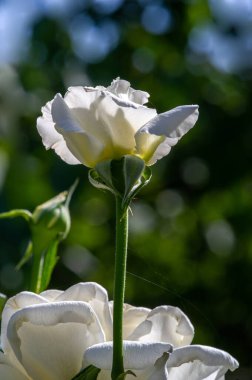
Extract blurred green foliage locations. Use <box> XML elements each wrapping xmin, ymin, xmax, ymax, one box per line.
<box><xmin>0</xmin><ymin>1</ymin><xmax>251</xmax><ymax>378</ymax></box>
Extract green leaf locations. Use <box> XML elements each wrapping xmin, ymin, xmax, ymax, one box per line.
<box><xmin>0</xmin><ymin>293</ymin><xmax>7</xmax><ymax>319</ymax></box>
<box><xmin>71</xmin><ymin>365</ymin><xmax>101</xmax><ymax>380</ymax></box>
<box><xmin>0</xmin><ymin>209</ymin><xmax>32</xmax><ymax>222</ymax></box>
<box><xmin>116</xmin><ymin>370</ymin><xmax>136</xmax><ymax>379</ymax></box>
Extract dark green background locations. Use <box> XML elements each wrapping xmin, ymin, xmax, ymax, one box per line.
<box><xmin>0</xmin><ymin>1</ymin><xmax>251</xmax><ymax>378</ymax></box>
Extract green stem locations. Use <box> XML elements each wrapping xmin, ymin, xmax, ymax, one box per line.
<box><xmin>111</xmin><ymin>197</ymin><xmax>128</xmax><ymax>380</ymax></box>
<box><xmin>30</xmin><ymin>246</ymin><xmax>44</xmax><ymax>293</ymax></box>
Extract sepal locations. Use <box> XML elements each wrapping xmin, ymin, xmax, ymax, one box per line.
<box><xmin>89</xmin><ymin>155</ymin><xmax>151</xmax><ymax>210</ymax></box>
<box><xmin>71</xmin><ymin>365</ymin><xmax>101</xmax><ymax>380</ymax></box>
<box><xmin>16</xmin><ymin>240</ymin><xmax>33</xmax><ymax>270</ymax></box>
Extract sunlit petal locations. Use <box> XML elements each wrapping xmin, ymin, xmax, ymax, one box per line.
<box><xmin>128</xmin><ymin>306</ymin><xmax>194</xmax><ymax>347</ymax></box>
<box><xmin>167</xmin><ymin>345</ymin><xmax>239</xmax><ymax>380</ymax></box>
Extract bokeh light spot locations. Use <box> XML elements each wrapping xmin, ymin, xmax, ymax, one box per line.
<box><xmin>92</xmin><ymin>0</ymin><xmax>124</xmax><ymax>14</ymax></box>
<box><xmin>132</xmin><ymin>47</ymin><xmax>155</xmax><ymax>73</ymax></box>
<box><xmin>205</xmin><ymin>220</ymin><xmax>236</xmax><ymax>255</ymax></box>
<box><xmin>156</xmin><ymin>190</ymin><xmax>184</xmax><ymax>219</ymax></box>
<box><xmin>129</xmin><ymin>202</ymin><xmax>157</xmax><ymax>234</ymax></box>
<box><xmin>181</xmin><ymin>157</ymin><xmax>210</xmax><ymax>187</ymax></box>
<box><xmin>63</xmin><ymin>246</ymin><xmax>98</xmax><ymax>277</ymax></box>
<box><xmin>141</xmin><ymin>5</ymin><xmax>172</xmax><ymax>35</ymax></box>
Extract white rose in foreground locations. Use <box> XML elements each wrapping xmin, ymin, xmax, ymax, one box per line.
<box><xmin>37</xmin><ymin>78</ymin><xmax>199</xmax><ymax>168</ymax></box>
<box><xmin>0</xmin><ymin>282</ymin><xmax>238</xmax><ymax>380</ymax></box>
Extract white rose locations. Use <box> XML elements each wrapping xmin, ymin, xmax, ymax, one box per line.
<box><xmin>0</xmin><ymin>283</ymin><xmax>238</xmax><ymax>380</ymax></box>
<box><xmin>37</xmin><ymin>78</ymin><xmax>199</xmax><ymax>168</ymax></box>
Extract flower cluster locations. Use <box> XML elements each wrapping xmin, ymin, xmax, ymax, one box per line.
<box><xmin>0</xmin><ymin>282</ymin><xmax>238</xmax><ymax>380</ymax></box>
<box><xmin>37</xmin><ymin>78</ymin><xmax>199</xmax><ymax>168</ymax></box>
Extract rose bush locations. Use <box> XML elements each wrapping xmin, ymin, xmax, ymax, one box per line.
<box><xmin>37</xmin><ymin>78</ymin><xmax>199</xmax><ymax>168</ymax></box>
<box><xmin>0</xmin><ymin>282</ymin><xmax>238</xmax><ymax>380</ymax></box>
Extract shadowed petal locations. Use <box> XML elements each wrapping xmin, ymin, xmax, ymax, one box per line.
<box><xmin>0</xmin><ymin>352</ymin><xmax>30</xmax><ymax>380</ymax></box>
<box><xmin>7</xmin><ymin>301</ymin><xmax>105</xmax><ymax>380</ymax></box>
<box><xmin>1</xmin><ymin>292</ymin><xmax>49</xmax><ymax>351</ymax></box>
<box><xmin>84</xmin><ymin>341</ymin><xmax>172</xmax><ymax>370</ymax></box>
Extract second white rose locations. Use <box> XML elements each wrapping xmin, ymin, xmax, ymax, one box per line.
<box><xmin>0</xmin><ymin>282</ymin><xmax>238</xmax><ymax>380</ymax></box>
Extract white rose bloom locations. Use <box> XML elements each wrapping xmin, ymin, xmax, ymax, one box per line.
<box><xmin>0</xmin><ymin>283</ymin><xmax>238</xmax><ymax>380</ymax></box>
<box><xmin>37</xmin><ymin>78</ymin><xmax>199</xmax><ymax>168</ymax></box>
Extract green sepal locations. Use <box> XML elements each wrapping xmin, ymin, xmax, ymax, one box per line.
<box><xmin>123</xmin><ymin>164</ymin><xmax>152</xmax><ymax>210</ymax></box>
<box><xmin>16</xmin><ymin>240</ymin><xmax>33</xmax><ymax>270</ymax></box>
<box><xmin>116</xmin><ymin>370</ymin><xmax>136</xmax><ymax>379</ymax></box>
<box><xmin>89</xmin><ymin>168</ymin><xmax>115</xmax><ymax>194</ymax></box>
<box><xmin>71</xmin><ymin>365</ymin><xmax>101</xmax><ymax>380</ymax></box>
<box><xmin>89</xmin><ymin>155</ymin><xmax>152</xmax><ymax>210</ymax></box>
<box><xmin>31</xmin><ymin>179</ymin><xmax>78</xmax><ymax>243</ymax></box>
<box><xmin>0</xmin><ymin>209</ymin><xmax>32</xmax><ymax>222</ymax></box>
<box><xmin>39</xmin><ymin>239</ymin><xmax>59</xmax><ymax>291</ymax></box>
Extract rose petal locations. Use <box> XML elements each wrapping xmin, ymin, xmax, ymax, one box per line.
<box><xmin>56</xmin><ymin>88</ymin><xmax>137</xmax><ymax>163</ymax></box>
<box><xmin>135</xmin><ymin>132</ymin><xmax>168</xmax><ymax>164</ymax></box>
<box><xmin>51</xmin><ymin>94</ymin><xmax>106</xmax><ymax>167</ymax></box>
<box><xmin>106</xmin><ymin>78</ymin><xmax>150</xmax><ymax>106</ymax></box>
<box><xmin>145</xmin><ymin>137</ymin><xmax>178</xmax><ymax>165</ymax></box>
<box><xmin>128</xmin><ymin>306</ymin><xmax>194</xmax><ymax>347</ymax></box>
<box><xmin>136</xmin><ymin>352</ymin><xmax>170</xmax><ymax>380</ymax></box>
<box><xmin>167</xmin><ymin>345</ymin><xmax>239</xmax><ymax>380</ymax></box>
<box><xmin>39</xmin><ymin>289</ymin><xmax>63</xmax><ymax>301</ymax></box>
<box><xmin>7</xmin><ymin>301</ymin><xmax>105</xmax><ymax>380</ymax></box>
<box><xmin>97</xmin><ymin>353</ymin><xmax>170</xmax><ymax>380</ymax></box>
<box><xmin>109</xmin><ymin>302</ymin><xmax>151</xmax><ymax>339</ymax></box>
<box><xmin>36</xmin><ymin>99</ymin><xmax>80</xmax><ymax>165</ymax></box>
<box><xmin>0</xmin><ymin>352</ymin><xmax>30</xmax><ymax>380</ymax></box>
<box><xmin>123</xmin><ymin>305</ymin><xmax>152</xmax><ymax>339</ymax></box>
<box><xmin>64</xmin><ymin>86</ymin><xmax>156</xmax><ymax>161</ymax></box>
<box><xmin>84</xmin><ymin>341</ymin><xmax>172</xmax><ymax>370</ymax></box>
<box><xmin>1</xmin><ymin>292</ymin><xmax>49</xmax><ymax>351</ymax></box>
<box><xmin>138</xmin><ymin>105</ymin><xmax>199</xmax><ymax>138</ymax></box>
<box><xmin>135</xmin><ymin>105</ymin><xmax>199</xmax><ymax>164</ymax></box>
<box><xmin>55</xmin><ymin>282</ymin><xmax>113</xmax><ymax>341</ymax></box>
<box><xmin>0</xmin><ymin>353</ymin><xmax>30</xmax><ymax>380</ymax></box>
